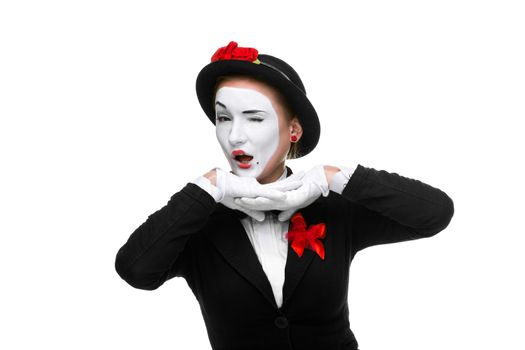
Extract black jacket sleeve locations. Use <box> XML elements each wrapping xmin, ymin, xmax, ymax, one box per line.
<box><xmin>115</xmin><ymin>183</ymin><xmax>216</xmax><ymax>290</ymax></box>
<box><xmin>341</xmin><ymin>164</ymin><xmax>454</xmax><ymax>255</ymax></box>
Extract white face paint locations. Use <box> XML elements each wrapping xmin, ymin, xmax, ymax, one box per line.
<box><xmin>215</xmin><ymin>86</ymin><xmax>280</xmax><ymax>178</ymax></box>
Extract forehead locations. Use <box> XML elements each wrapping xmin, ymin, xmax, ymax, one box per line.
<box><xmin>215</xmin><ymin>86</ymin><xmax>274</xmax><ymax>110</ymax></box>
<box><xmin>215</xmin><ymin>77</ymin><xmax>282</xmax><ymax>105</ymax></box>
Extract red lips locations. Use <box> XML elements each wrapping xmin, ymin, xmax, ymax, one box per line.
<box><xmin>231</xmin><ymin>149</ymin><xmax>253</xmax><ymax>169</ymax></box>
<box><xmin>231</xmin><ymin>149</ymin><xmax>248</xmax><ymax>157</ymax></box>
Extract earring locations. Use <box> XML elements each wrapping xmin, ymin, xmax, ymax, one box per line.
<box><xmin>291</xmin><ymin>135</ymin><xmax>298</xmax><ymax>142</ymax></box>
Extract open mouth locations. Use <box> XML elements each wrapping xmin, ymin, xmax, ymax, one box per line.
<box><xmin>234</xmin><ymin>154</ymin><xmax>253</xmax><ymax>163</ymax></box>
<box><xmin>234</xmin><ymin>154</ymin><xmax>253</xmax><ymax>169</ymax></box>
<box><xmin>231</xmin><ymin>150</ymin><xmax>253</xmax><ymax>169</ymax></box>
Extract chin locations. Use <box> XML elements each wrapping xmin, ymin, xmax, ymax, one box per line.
<box><xmin>228</xmin><ymin>162</ymin><xmax>262</xmax><ymax>178</ymax></box>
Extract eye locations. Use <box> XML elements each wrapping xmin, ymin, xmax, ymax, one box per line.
<box><xmin>249</xmin><ymin>117</ymin><xmax>264</xmax><ymax>122</ymax></box>
<box><xmin>216</xmin><ymin>115</ymin><xmax>231</xmax><ymax>122</ymax></box>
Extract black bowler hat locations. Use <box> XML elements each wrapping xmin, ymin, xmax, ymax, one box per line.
<box><xmin>195</xmin><ymin>41</ymin><xmax>320</xmax><ymax>158</ymax></box>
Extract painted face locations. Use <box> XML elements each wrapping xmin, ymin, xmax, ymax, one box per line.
<box><xmin>215</xmin><ymin>86</ymin><xmax>281</xmax><ymax>179</ymax></box>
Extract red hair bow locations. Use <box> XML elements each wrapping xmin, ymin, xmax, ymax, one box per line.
<box><xmin>286</xmin><ymin>212</ymin><xmax>326</xmax><ymax>260</ymax></box>
<box><xmin>211</xmin><ymin>41</ymin><xmax>259</xmax><ymax>63</ymax></box>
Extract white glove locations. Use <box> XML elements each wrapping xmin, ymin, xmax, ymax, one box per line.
<box><xmin>220</xmin><ymin>195</ymin><xmax>267</xmax><ymax>222</ymax></box>
<box><xmin>234</xmin><ymin>165</ymin><xmax>329</xmax><ymax>221</ymax></box>
<box><xmin>215</xmin><ymin>168</ymin><xmax>305</xmax><ymax>221</ymax></box>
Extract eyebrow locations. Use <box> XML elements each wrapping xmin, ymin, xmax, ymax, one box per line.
<box><xmin>215</xmin><ymin>101</ymin><xmax>266</xmax><ymax>115</ymax></box>
<box><xmin>242</xmin><ymin>109</ymin><xmax>266</xmax><ymax>115</ymax></box>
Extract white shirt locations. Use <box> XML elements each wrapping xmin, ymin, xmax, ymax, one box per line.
<box><xmin>191</xmin><ymin>166</ymin><xmax>357</xmax><ymax>308</ymax></box>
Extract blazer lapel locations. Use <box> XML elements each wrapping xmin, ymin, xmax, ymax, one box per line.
<box><xmin>207</xmin><ymin>204</ymin><xmax>279</xmax><ymax>310</ymax></box>
<box><xmin>281</xmin><ymin>201</ymin><xmax>324</xmax><ymax>309</ymax></box>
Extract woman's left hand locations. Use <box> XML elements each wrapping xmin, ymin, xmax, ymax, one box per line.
<box><xmin>234</xmin><ymin>165</ymin><xmax>339</xmax><ymax>221</ymax></box>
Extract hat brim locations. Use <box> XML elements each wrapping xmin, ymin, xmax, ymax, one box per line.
<box><xmin>196</xmin><ymin>59</ymin><xmax>320</xmax><ymax>158</ymax></box>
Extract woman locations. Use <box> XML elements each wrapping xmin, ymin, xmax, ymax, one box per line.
<box><xmin>115</xmin><ymin>41</ymin><xmax>455</xmax><ymax>350</ymax></box>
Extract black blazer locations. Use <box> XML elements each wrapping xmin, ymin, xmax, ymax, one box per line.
<box><xmin>115</xmin><ymin>164</ymin><xmax>454</xmax><ymax>350</ymax></box>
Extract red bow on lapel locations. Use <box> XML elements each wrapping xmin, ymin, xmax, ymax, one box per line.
<box><xmin>285</xmin><ymin>212</ymin><xmax>326</xmax><ymax>260</ymax></box>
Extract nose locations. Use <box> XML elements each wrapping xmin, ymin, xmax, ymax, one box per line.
<box><xmin>228</xmin><ymin>119</ymin><xmax>247</xmax><ymax>146</ymax></box>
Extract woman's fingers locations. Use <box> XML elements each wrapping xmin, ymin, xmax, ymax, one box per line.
<box><xmin>220</xmin><ymin>195</ymin><xmax>266</xmax><ymax>220</ymax></box>
<box><xmin>235</xmin><ymin>197</ymin><xmax>276</xmax><ymax>211</ymax></box>
<box><xmin>236</xmin><ymin>183</ymin><xmax>322</xmax><ymax>212</ymax></box>
<box><xmin>243</xmin><ymin>178</ymin><xmax>303</xmax><ymax>199</ymax></box>
<box><xmin>221</xmin><ymin>169</ymin><xmax>306</xmax><ymax>200</ymax></box>
<box><xmin>263</xmin><ymin>180</ymin><xmax>303</xmax><ymax>192</ymax></box>
<box><xmin>251</xmin><ymin>188</ymin><xmax>287</xmax><ymax>200</ymax></box>
<box><xmin>235</xmin><ymin>189</ymin><xmax>306</xmax><ymax>211</ymax></box>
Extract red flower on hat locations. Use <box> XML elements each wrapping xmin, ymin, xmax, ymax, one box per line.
<box><xmin>285</xmin><ymin>212</ymin><xmax>326</xmax><ymax>260</ymax></box>
<box><xmin>211</xmin><ymin>41</ymin><xmax>259</xmax><ymax>63</ymax></box>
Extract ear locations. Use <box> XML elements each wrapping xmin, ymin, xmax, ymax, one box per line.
<box><xmin>289</xmin><ymin>116</ymin><xmax>304</xmax><ymax>141</ymax></box>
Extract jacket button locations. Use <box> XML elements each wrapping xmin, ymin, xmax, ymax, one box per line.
<box><xmin>274</xmin><ymin>316</ymin><xmax>288</xmax><ymax>329</ymax></box>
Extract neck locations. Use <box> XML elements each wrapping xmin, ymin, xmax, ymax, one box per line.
<box><xmin>257</xmin><ymin>162</ymin><xmax>286</xmax><ymax>184</ymax></box>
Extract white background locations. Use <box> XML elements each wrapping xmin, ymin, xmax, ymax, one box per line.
<box><xmin>1</xmin><ymin>1</ymin><xmax>524</xmax><ymax>349</ymax></box>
